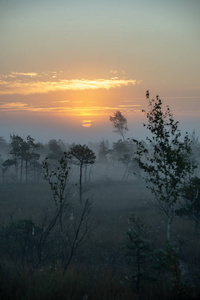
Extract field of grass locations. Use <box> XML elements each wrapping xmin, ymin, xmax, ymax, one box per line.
<box><xmin>0</xmin><ymin>179</ymin><xmax>200</xmax><ymax>299</ymax></box>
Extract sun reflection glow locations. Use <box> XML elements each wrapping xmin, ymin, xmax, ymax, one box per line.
<box><xmin>82</xmin><ymin>120</ymin><xmax>92</xmax><ymax>127</ymax></box>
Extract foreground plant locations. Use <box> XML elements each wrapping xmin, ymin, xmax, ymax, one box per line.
<box><xmin>125</xmin><ymin>213</ymin><xmax>154</xmax><ymax>293</ymax></box>
<box><xmin>133</xmin><ymin>92</ymin><xmax>195</xmax><ymax>241</ymax></box>
<box><xmin>125</xmin><ymin>213</ymin><xmax>189</xmax><ymax>297</ymax></box>
<box><xmin>43</xmin><ymin>152</ymin><xmax>92</xmax><ymax>273</ymax></box>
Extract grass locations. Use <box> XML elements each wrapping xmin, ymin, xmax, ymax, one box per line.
<box><xmin>0</xmin><ymin>263</ymin><xmax>180</xmax><ymax>300</ymax></box>
<box><xmin>0</xmin><ymin>179</ymin><xmax>200</xmax><ymax>299</ymax></box>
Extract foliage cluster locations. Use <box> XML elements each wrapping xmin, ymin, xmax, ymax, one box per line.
<box><xmin>133</xmin><ymin>95</ymin><xmax>196</xmax><ymax>241</ymax></box>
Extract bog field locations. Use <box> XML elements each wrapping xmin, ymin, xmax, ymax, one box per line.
<box><xmin>0</xmin><ymin>177</ymin><xmax>200</xmax><ymax>300</ymax></box>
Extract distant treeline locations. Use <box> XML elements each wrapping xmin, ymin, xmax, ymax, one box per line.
<box><xmin>0</xmin><ymin>130</ymin><xmax>199</xmax><ymax>185</ymax></box>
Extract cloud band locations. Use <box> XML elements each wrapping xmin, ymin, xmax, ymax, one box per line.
<box><xmin>0</xmin><ymin>72</ymin><xmax>141</xmax><ymax>95</ymax></box>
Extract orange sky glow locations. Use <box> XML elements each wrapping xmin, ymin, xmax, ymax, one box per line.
<box><xmin>0</xmin><ymin>0</ymin><xmax>200</xmax><ymax>143</ymax></box>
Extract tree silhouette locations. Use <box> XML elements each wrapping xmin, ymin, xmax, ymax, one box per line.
<box><xmin>47</xmin><ymin>139</ymin><xmax>63</xmax><ymax>160</ymax></box>
<box><xmin>98</xmin><ymin>140</ymin><xmax>109</xmax><ymax>163</ymax></box>
<box><xmin>2</xmin><ymin>159</ymin><xmax>15</xmax><ymax>184</ymax></box>
<box><xmin>69</xmin><ymin>144</ymin><xmax>96</xmax><ymax>203</ymax></box>
<box><xmin>110</xmin><ymin>111</ymin><xmax>128</xmax><ymax>141</ymax></box>
<box><xmin>134</xmin><ymin>92</ymin><xmax>195</xmax><ymax>241</ymax></box>
<box><xmin>9</xmin><ymin>134</ymin><xmax>24</xmax><ymax>181</ymax></box>
<box><xmin>9</xmin><ymin>134</ymin><xmax>40</xmax><ymax>183</ymax></box>
<box><xmin>24</xmin><ymin>135</ymin><xmax>40</xmax><ymax>183</ymax></box>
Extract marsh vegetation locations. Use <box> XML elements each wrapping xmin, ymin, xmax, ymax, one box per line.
<box><xmin>0</xmin><ymin>95</ymin><xmax>200</xmax><ymax>299</ymax></box>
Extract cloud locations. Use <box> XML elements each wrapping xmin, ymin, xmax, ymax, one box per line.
<box><xmin>0</xmin><ymin>100</ymin><xmax>124</xmax><ymax>115</ymax></box>
<box><xmin>11</xmin><ymin>72</ymin><xmax>38</xmax><ymax>77</ymax></box>
<box><xmin>119</xmin><ymin>104</ymin><xmax>141</xmax><ymax>107</ymax></box>
<box><xmin>0</xmin><ymin>72</ymin><xmax>141</xmax><ymax>95</ymax></box>
<box><xmin>0</xmin><ymin>73</ymin><xmax>38</xmax><ymax>79</ymax></box>
<box><xmin>0</xmin><ymin>102</ymin><xmax>28</xmax><ymax>111</ymax></box>
<box><xmin>110</xmin><ymin>70</ymin><xmax>118</xmax><ymax>74</ymax></box>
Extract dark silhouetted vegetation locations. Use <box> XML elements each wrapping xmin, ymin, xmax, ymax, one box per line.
<box><xmin>0</xmin><ymin>94</ymin><xmax>200</xmax><ymax>299</ymax></box>
<box><xmin>110</xmin><ymin>111</ymin><xmax>128</xmax><ymax>141</ymax></box>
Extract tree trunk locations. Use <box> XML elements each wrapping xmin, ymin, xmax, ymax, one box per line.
<box><xmin>79</xmin><ymin>163</ymin><xmax>83</xmax><ymax>204</ymax></box>
<box><xmin>84</xmin><ymin>164</ymin><xmax>87</xmax><ymax>183</ymax></box>
<box><xmin>25</xmin><ymin>159</ymin><xmax>28</xmax><ymax>184</ymax></box>
<box><xmin>195</xmin><ymin>219</ymin><xmax>200</xmax><ymax>236</ymax></box>
<box><xmin>20</xmin><ymin>158</ymin><xmax>23</xmax><ymax>182</ymax></box>
<box><xmin>136</xmin><ymin>249</ymin><xmax>141</xmax><ymax>293</ymax></box>
<box><xmin>167</xmin><ymin>205</ymin><xmax>173</xmax><ymax>242</ymax></box>
<box><xmin>2</xmin><ymin>170</ymin><xmax>5</xmax><ymax>185</ymax></box>
<box><xmin>88</xmin><ymin>165</ymin><xmax>93</xmax><ymax>182</ymax></box>
<box><xmin>14</xmin><ymin>160</ymin><xmax>18</xmax><ymax>181</ymax></box>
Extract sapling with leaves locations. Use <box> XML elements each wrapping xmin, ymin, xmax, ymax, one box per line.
<box><xmin>0</xmin><ymin>219</ymin><xmax>42</xmax><ymax>268</ymax></box>
<box><xmin>43</xmin><ymin>152</ymin><xmax>71</xmax><ymax>212</ymax></box>
<box><xmin>126</xmin><ymin>213</ymin><xmax>154</xmax><ymax>293</ymax></box>
<box><xmin>125</xmin><ymin>213</ymin><xmax>185</xmax><ymax>296</ymax></box>
<box><xmin>133</xmin><ymin>92</ymin><xmax>195</xmax><ymax>241</ymax></box>
<box><xmin>43</xmin><ymin>152</ymin><xmax>71</xmax><ymax>264</ymax></box>
<box><xmin>43</xmin><ymin>151</ymin><xmax>92</xmax><ymax>273</ymax></box>
<box><xmin>154</xmin><ymin>242</ymin><xmax>185</xmax><ymax>298</ymax></box>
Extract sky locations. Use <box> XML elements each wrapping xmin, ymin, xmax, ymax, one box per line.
<box><xmin>0</xmin><ymin>0</ymin><xmax>200</xmax><ymax>144</ymax></box>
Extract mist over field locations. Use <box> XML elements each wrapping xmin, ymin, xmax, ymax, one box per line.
<box><xmin>1</xmin><ymin>0</ymin><xmax>200</xmax><ymax>298</ymax></box>
<box><xmin>0</xmin><ymin>100</ymin><xmax>200</xmax><ymax>299</ymax></box>
<box><xmin>1</xmin><ymin>96</ymin><xmax>200</xmax><ymax>145</ymax></box>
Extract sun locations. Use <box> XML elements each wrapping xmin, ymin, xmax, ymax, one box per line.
<box><xmin>81</xmin><ymin>120</ymin><xmax>92</xmax><ymax>127</ymax></box>
<box><xmin>82</xmin><ymin>123</ymin><xmax>91</xmax><ymax>128</ymax></box>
